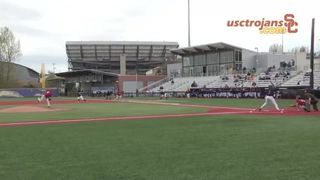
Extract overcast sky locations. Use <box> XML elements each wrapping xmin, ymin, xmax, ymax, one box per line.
<box><xmin>1</xmin><ymin>0</ymin><xmax>319</xmax><ymax>73</ymax></box>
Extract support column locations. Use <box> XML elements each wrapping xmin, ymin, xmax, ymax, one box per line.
<box><xmin>120</xmin><ymin>54</ymin><xmax>126</xmax><ymax>75</ymax></box>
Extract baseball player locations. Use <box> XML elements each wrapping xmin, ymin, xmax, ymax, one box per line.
<box><xmin>291</xmin><ymin>95</ymin><xmax>307</xmax><ymax>111</ymax></box>
<box><xmin>37</xmin><ymin>89</ymin><xmax>52</xmax><ymax>107</ymax></box>
<box><xmin>258</xmin><ymin>82</ymin><xmax>283</xmax><ymax>112</ymax></box>
<box><xmin>115</xmin><ymin>90</ymin><xmax>123</xmax><ymax>100</ymax></box>
<box><xmin>77</xmin><ymin>90</ymin><xmax>86</xmax><ymax>103</ymax></box>
<box><xmin>160</xmin><ymin>91</ymin><xmax>168</xmax><ymax>100</ymax></box>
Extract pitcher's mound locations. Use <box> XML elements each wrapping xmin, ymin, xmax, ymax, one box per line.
<box><xmin>0</xmin><ymin>106</ymin><xmax>66</xmax><ymax>113</ymax></box>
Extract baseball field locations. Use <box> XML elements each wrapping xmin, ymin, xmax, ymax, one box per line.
<box><xmin>1</xmin><ymin>97</ymin><xmax>320</xmax><ymax>180</ymax></box>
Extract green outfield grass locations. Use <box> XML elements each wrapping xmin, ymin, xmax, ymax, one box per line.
<box><xmin>1</xmin><ymin>115</ymin><xmax>320</xmax><ymax>180</ymax></box>
<box><xmin>1</xmin><ymin>98</ymin><xmax>319</xmax><ymax>180</ymax></box>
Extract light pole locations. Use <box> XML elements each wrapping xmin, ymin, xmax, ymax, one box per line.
<box><xmin>52</xmin><ymin>63</ymin><xmax>56</xmax><ymax>73</ymax></box>
<box><xmin>310</xmin><ymin>18</ymin><xmax>315</xmax><ymax>89</ymax></box>
<box><xmin>254</xmin><ymin>47</ymin><xmax>258</xmax><ymax>73</ymax></box>
<box><xmin>188</xmin><ymin>0</ymin><xmax>191</xmax><ymax>47</ymax></box>
<box><xmin>281</xmin><ymin>33</ymin><xmax>284</xmax><ymax>54</ymax></box>
<box><xmin>136</xmin><ymin>60</ymin><xmax>138</xmax><ymax>92</ymax></box>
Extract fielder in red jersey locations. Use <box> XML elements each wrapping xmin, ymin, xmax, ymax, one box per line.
<box><xmin>38</xmin><ymin>89</ymin><xmax>52</xmax><ymax>107</ymax></box>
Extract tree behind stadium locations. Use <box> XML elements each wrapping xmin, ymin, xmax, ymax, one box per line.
<box><xmin>269</xmin><ymin>43</ymin><xmax>283</xmax><ymax>54</ymax></box>
<box><xmin>0</xmin><ymin>26</ymin><xmax>22</xmax><ymax>87</ymax></box>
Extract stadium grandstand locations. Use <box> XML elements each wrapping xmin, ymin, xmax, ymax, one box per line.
<box><xmin>57</xmin><ymin>41</ymin><xmax>179</xmax><ymax>95</ymax></box>
<box><xmin>65</xmin><ymin>41</ymin><xmax>178</xmax><ymax>75</ymax></box>
<box><xmin>143</xmin><ymin>42</ymin><xmax>319</xmax><ymax>97</ymax></box>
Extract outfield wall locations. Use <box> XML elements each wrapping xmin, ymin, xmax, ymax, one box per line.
<box><xmin>0</xmin><ymin>88</ymin><xmax>59</xmax><ymax>98</ymax></box>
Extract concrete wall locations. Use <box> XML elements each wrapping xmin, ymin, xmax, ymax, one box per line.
<box><xmin>0</xmin><ymin>88</ymin><xmax>59</xmax><ymax>97</ymax></box>
<box><xmin>118</xmin><ymin>75</ymin><xmax>165</xmax><ymax>92</ymax></box>
<box><xmin>295</xmin><ymin>53</ymin><xmax>320</xmax><ymax>72</ymax></box>
<box><xmin>120</xmin><ymin>54</ymin><xmax>126</xmax><ymax>75</ymax></box>
<box><xmin>256</xmin><ymin>53</ymin><xmax>299</xmax><ymax>73</ymax></box>
<box><xmin>315</xmin><ymin>58</ymin><xmax>320</xmax><ymax>71</ymax></box>
<box><xmin>242</xmin><ymin>49</ymin><xmax>256</xmax><ymax>70</ymax></box>
<box><xmin>296</xmin><ymin>52</ymin><xmax>308</xmax><ymax>71</ymax></box>
<box><xmin>123</xmin><ymin>81</ymin><xmax>144</xmax><ymax>92</ymax></box>
<box><xmin>256</xmin><ymin>54</ymin><xmax>268</xmax><ymax>73</ymax></box>
<box><xmin>167</xmin><ymin>63</ymin><xmax>182</xmax><ymax>78</ymax></box>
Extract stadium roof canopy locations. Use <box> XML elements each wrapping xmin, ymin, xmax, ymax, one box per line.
<box><xmin>66</xmin><ymin>41</ymin><xmax>179</xmax><ymax>74</ymax></box>
<box><xmin>56</xmin><ymin>69</ymin><xmax>119</xmax><ymax>77</ymax></box>
<box><xmin>170</xmin><ymin>42</ymin><xmax>244</xmax><ymax>56</ymax></box>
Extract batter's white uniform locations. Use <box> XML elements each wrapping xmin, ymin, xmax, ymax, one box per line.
<box><xmin>260</xmin><ymin>95</ymin><xmax>280</xmax><ymax>111</ymax></box>
<box><xmin>259</xmin><ymin>86</ymin><xmax>282</xmax><ymax>112</ymax></box>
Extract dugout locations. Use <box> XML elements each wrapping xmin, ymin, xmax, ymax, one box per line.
<box><xmin>56</xmin><ymin>69</ymin><xmax>165</xmax><ymax>96</ymax></box>
<box><xmin>56</xmin><ymin>69</ymin><xmax>118</xmax><ymax>96</ymax></box>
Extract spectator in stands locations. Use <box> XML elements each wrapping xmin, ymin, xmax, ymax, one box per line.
<box><xmin>305</xmin><ymin>72</ymin><xmax>310</xmax><ymax>76</ymax></box>
<box><xmin>297</xmin><ymin>80</ymin><xmax>301</xmax><ymax>85</ymax></box>
<box><xmin>252</xmin><ymin>82</ymin><xmax>257</xmax><ymax>87</ymax></box>
<box><xmin>222</xmin><ymin>76</ymin><xmax>229</xmax><ymax>81</ymax></box>
<box><xmin>171</xmin><ymin>79</ymin><xmax>174</xmax><ymax>85</ymax></box>
<box><xmin>291</xmin><ymin>59</ymin><xmax>295</xmax><ymax>66</ymax></box>
<box><xmin>191</xmin><ymin>81</ymin><xmax>198</xmax><ymax>88</ymax></box>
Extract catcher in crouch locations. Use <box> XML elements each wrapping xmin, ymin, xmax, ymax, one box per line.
<box><xmin>290</xmin><ymin>95</ymin><xmax>307</xmax><ymax>111</ymax></box>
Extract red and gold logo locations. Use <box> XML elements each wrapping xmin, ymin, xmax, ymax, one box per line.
<box><xmin>227</xmin><ymin>14</ymin><xmax>298</xmax><ymax>34</ymax></box>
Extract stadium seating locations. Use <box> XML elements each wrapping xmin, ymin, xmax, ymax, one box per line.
<box><xmin>148</xmin><ymin>70</ymin><xmax>320</xmax><ymax>93</ymax></box>
<box><xmin>280</xmin><ymin>71</ymin><xmax>320</xmax><ymax>88</ymax></box>
<box><xmin>149</xmin><ymin>76</ymin><xmax>220</xmax><ymax>92</ymax></box>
